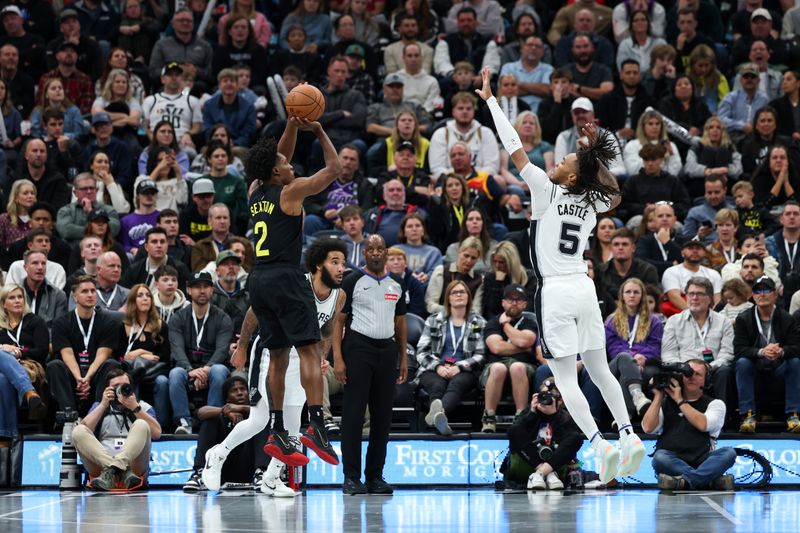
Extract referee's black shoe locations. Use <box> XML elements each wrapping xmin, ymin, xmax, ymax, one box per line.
<box><xmin>342</xmin><ymin>478</ymin><xmax>367</xmax><ymax>495</ymax></box>
<box><xmin>366</xmin><ymin>477</ymin><xmax>394</xmax><ymax>495</ymax></box>
<box><xmin>264</xmin><ymin>430</ymin><xmax>309</xmax><ymax>467</ymax></box>
<box><xmin>300</xmin><ymin>420</ymin><xmax>340</xmax><ymax>465</ymax></box>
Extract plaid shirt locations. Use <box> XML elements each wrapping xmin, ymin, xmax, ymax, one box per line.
<box><xmin>346</xmin><ymin>71</ymin><xmax>375</xmax><ymax>104</ymax></box>
<box><xmin>38</xmin><ymin>68</ymin><xmax>95</xmax><ymax>115</ymax></box>
<box><xmin>414</xmin><ymin>312</ymin><xmax>486</xmax><ymax>383</ymax></box>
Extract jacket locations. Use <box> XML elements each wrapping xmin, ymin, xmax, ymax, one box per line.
<box><xmin>718</xmin><ymin>89</ymin><xmax>771</xmax><ymax>134</ymax></box>
<box><xmin>425</xmin><ymin>262</ymin><xmax>483</xmax><ymax>316</ymax></box>
<box><xmin>414</xmin><ymin>312</ymin><xmax>487</xmax><ymax>383</ymax></box>
<box><xmin>317</xmin><ymin>86</ymin><xmax>367</xmax><ymax>146</ymax></box>
<box><xmin>201</xmin><ymin>93</ymin><xmax>256</xmax><ymax>147</ymax></box>
<box><xmin>770</xmin><ymin>94</ymin><xmax>800</xmax><ymax>138</ymax></box>
<box><xmin>428</xmin><ymin>119</ymin><xmax>500</xmax><ymax>176</ymax></box>
<box><xmin>168</xmin><ymin>304</ymin><xmax>233</xmax><ymax>370</ymax></box>
<box><xmin>734</xmin><ymin>305</ymin><xmax>800</xmax><ymax>361</ymax></box>
<box><xmin>22</xmin><ymin>280</ymin><xmax>68</xmax><ymax>329</ymax></box>
<box><xmin>682</xmin><ymin>200</ymin><xmax>737</xmax><ymax>245</ymax></box>
<box><xmin>122</xmin><ymin>256</ymin><xmax>192</xmax><ymax>292</ymax></box>
<box><xmin>148</xmin><ymin>35</ymin><xmax>214</xmax><ymax>83</ymax></box>
<box><xmin>619</xmin><ymin>169</ymin><xmax>691</xmax><ymax>221</ymax></box>
<box><xmin>662</xmin><ymin>309</ymin><xmax>734</xmax><ymax>369</ymax></box>
<box><xmin>55</xmin><ymin>201</ymin><xmax>121</xmax><ymax>245</ymax></box>
<box><xmin>7</xmin><ymin>166</ymin><xmax>70</xmax><ymax>212</ymax></box>
<box><xmin>605</xmin><ymin>313</ymin><xmax>664</xmax><ymax>362</ymax></box>
<box><xmin>153</xmin><ymin>289</ymin><xmax>190</xmax><ymax>324</ymax></box>
<box><xmin>595</xmin><ymin>84</ymin><xmax>654</xmax><ymax>133</ymax></box>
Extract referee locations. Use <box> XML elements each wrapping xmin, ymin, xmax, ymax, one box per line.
<box><xmin>333</xmin><ymin>234</ymin><xmax>408</xmax><ymax>495</ymax></box>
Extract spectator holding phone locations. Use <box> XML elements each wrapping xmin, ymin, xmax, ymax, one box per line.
<box><xmin>682</xmin><ymin>176</ymin><xmax>736</xmax><ymax>246</ymax></box>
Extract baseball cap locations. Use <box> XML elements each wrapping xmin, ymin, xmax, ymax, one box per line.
<box><xmin>58</xmin><ymin>41</ymin><xmax>79</xmax><ymax>53</ymax></box>
<box><xmin>752</xmin><ymin>275</ymin><xmax>776</xmax><ymax>291</ymax></box>
<box><xmin>87</xmin><ymin>208</ymin><xmax>110</xmax><ymax>222</ymax></box>
<box><xmin>345</xmin><ymin>44</ymin><xmax>365</xmax><ymax>58</ymax></box>
<box><xmin>161</xmin><ymin>61</ymin><xmax>183</xmax><ymax>76</ymax></box>
<box><xmin>751</xmin><ymin>7</ymin><xmax>772</xmax><ymax>21</ymax></box>
<box><xmin>136</xmin><ymin>179</ymin><xmax>158</xmax><ymax>195</ymax></box>
<box><xmin>396</xmin><ymin>140</ymin><xmax>415</xmax><ymax>153</ymax></box>
<box><xmin>384</xmin><ymin>73</ymin><xmax>405</xmax><ymax>86</ymax></box>
<box><xmin>59</xmin><ymin>8</ymin><xmax>79</xmax><ymax>22</ymax></box>
<box><xmin>91</xmin><ymin>112</ymin><xmax>111</xmax><ymax>125</ymax></box>
<box><xmin>681</xmin><ymin>237</ymin><xmax>705</xmax><ymax>249</ymax></box>
<box><xmin>739</xmin><ymin>63</ymin><xmax>760</xmax><ymax>77</ymax></box>
<box><xmin>503</xmin><ymin>284</ymin><xmax>528</xmax><ymax>300</ymax></box>
<box><xmin>1</xmin><ymin>6</ymin><xmax>22</xmax><ymax>17</ymax></box>
<box><xmin>215</xmin><ymin>250</ymin><xmax>242</xmax><ymax>266</ymax></box>
<box><xmin>187</xmin><ymin>271</ymin><xmax>214</xmax><ymax>287</ymax></box>
<box><xmin>192</xmin><ymin>178</ymin><xmax>215</xmax><ymax>196</ymax></box>
<box><xmin>571</xmin><ymin>97</ymin><xmax>594</xmax><ymax>112</ymax></box>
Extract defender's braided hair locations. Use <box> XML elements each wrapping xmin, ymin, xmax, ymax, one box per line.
<box><xmin>244</xmin><ymin>136</ymin><xmax>278</xmax><ymax>188</ymax></box>
<box><xmin>571</xmin><ymin>129</ymin><xmax>620</xmax><ymax>211</ymax></box>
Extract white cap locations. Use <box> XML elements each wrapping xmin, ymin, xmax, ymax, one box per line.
<box><xmin>751</xmin><ymin>8</ymin><xmax>771</xmax><ymax>21</ymax></box>
<box><xmin>571</xmin><ymin>97</ymin><xmax>594</xmax><ymax>112</ymax></box>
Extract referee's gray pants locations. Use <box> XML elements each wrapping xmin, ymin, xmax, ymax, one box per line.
<box><xmin>340</xmin><ymin>331</ymin><xmax>399</xmax><ymax>482</ymax></box>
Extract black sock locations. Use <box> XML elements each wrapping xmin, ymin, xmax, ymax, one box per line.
<box><xmin>309</xmin><ymin>405</ymin><xmax>324</xmax><ymax>425</ymax></box>
<box><xmin>271</xmin><ymin>410</ymin><xmax>285</xmax><ymax>432</ymax></box>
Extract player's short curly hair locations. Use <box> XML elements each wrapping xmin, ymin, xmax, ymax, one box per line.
<box><xmin>244</xmin><ymin>136</ymin><xmax>278</xmax><ymax>185</ymax></box>
<box><xmin>305</xmin><ymin>237</ymin><xmax>349</xmax><ymax>273</ymax></box>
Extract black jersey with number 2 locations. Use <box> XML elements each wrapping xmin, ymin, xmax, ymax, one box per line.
<box><xmin>250</xmin><ymin>184</ymin><xmax>303</xmax><ymax>267</ymax></box>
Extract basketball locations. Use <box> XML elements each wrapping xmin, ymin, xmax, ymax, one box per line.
<box><xmin>285</xmin><ymin>84</ymin><xmax>325</xmax><ymax>122</ymax></box>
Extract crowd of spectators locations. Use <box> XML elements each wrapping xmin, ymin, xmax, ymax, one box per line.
<box><xmin>1</xmin><ymin>0</ymin><xmax>800</xmax><ymax>459</ymax></box>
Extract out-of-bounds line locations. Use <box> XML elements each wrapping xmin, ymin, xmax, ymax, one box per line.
<box><xmin>700</xmin><ymin>495</ymin><xmax>742</xmax><ymax>525</ymax></box>
<box><xmin>0</xmin><ymin>494</ymin><xmax>79</xmax><ymax>519</ymax></box>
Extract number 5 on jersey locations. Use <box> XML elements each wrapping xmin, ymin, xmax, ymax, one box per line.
<box><xmin>254</xmin><ymin>221</ymin><xmax>270</xmax><ymax>257</ymax></box>
<box><xmin>559</xmin><ymin>222</ymin><xmax>581</xmax><ymax>256</ymax></box>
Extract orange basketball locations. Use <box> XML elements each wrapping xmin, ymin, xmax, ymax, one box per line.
<box><xmin>285</xmin><ymin>84</ymin><xmax>325</xmax><ymax>121</ymax></box>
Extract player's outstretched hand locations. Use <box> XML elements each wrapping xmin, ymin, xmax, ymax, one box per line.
<box><xmin>474</xmin><ymin>66</ymin><xmax>493</xmax><ymax>101</ymax></box>
<box><xmin>578</xmin><ymin>121</ymin><xmax>597</xmax><ymax>149</ymax></box>
<box><xmin>295</xmin><ymin>117</ymin><xmax>323</xmax><ymax>134</ymax></box>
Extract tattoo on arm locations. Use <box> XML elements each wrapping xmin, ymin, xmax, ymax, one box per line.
<box><xmin>239</xmin><ymin>308</ymin><xmax>258</xmax><ymax>345</ymax></box>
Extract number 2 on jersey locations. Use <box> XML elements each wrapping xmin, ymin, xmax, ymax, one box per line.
<box><xmin>558</xmin><ymin>222</ymin><xmax>581</xmax><ymax>255</ymax></box>
<box><xmin>254</xmin><ymin>221</ymin><xmax>270</xmax><ymax>257</ymax></box>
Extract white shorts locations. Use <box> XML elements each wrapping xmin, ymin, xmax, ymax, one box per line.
<box><xmin>535</xmin><ymin>274</ymin><xmax>605</xmax><ymax>359</ymax></box>
<box><xmin>248</xmin><ymin>343</ymin><xmax>307</xmax><ymax>407</ymax></box>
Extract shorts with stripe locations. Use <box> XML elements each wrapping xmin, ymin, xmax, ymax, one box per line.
<box><xmin>248</xmin><ymin>342</ymin><xmax>306</xmax><ymax>407</ymax></box>
<box><xmin>534</xmin><ymin>274</ymin><xmax>606</xmax><ymax>359</ymax></box>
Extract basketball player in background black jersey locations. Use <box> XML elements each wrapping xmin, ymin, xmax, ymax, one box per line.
<box><xmin>243</xmin><ymin>115</ymin><xmax>342</xmax><ymax>466</ymax></box>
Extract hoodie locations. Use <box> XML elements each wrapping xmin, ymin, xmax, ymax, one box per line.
<box><xmin>153</xmin><ymin>289</ymin><xmax>190</xmax><ymax>324</ymax></box>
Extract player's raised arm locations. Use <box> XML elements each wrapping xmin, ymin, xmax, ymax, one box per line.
<box><xmin>277</xmin><ymin>116</ymin><xmax>301</xmax><ymax>162</ymax></box>
<box><xmin>283</xmin><ymin>120</ymin><xmax>343</xmax><ymax>207</ymax></box>
<box><xmin>475</xmin><ymin>67</ymin><xmax>529</xmax><ymax>174</ymax></box>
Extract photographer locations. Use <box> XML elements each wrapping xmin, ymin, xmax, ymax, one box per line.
<box><xmin>72</xmin><ymin>368</ymin><xmax>161</xmax><ymax>491</ymax></box>
<box><xmin>505</xmin><ymin>380</ymin><xmax>583</xmax><ymax>491</ymax></box>
<box><xmin>641</xmin><ymin>359</ymin><xmax>736</xmax><ymax>491</ymax></box>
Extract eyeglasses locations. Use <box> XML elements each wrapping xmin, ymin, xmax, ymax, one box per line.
<box><xmin>686</xmin><ymin>291</ymin><xmax>709</xmax><ymax>298</ymax></box>
<box><xmin>753</xmin><ymin>288</ymin><xmax>774</xmax><ymax>294</ymax></box>
<box><xmin>75</xmin><ymin>186</ymin><xmax>97</xmax><ymax>193</ymax></box>
<box><xmin>450</xmin><ymin>290</ymin><xmax>468</xmax><ymax>296</ymax></box>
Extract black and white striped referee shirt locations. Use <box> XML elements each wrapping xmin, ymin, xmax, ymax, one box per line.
<box><xmin>342</xmin><ymin>270</ymin><xmax>407</xmax><ymax>340</ymax></box>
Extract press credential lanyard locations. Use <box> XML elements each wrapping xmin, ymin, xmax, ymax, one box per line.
<box><xmin>126</xmin><ymin>322</ymin><xmax>146</xmax><ymax>354</ymax></box>
<box><xmin>627</xmin><ymin>314</ymin><xmax>639</xmax><ymax>348</ymax></box>
<box><xmin>755</xmin><ymin>307</ymin><xmax>774</xmax><ymax>345</ymax></box>
<box><xmin>448</xmin><ymin>319</ymin><xmax>467</xmax><ymax>354</ymax></box>
<box><xmin>691</xmin><ymin>315</ymin><xmax>710</xmax><ymax>350</ymax></box>
<box><xmin>193</xmin><ymin>312</ymin><xmax>209</xmax><ymax>350</ymax></box>
<box><xmin>6</xmin><ymin>318</ymin><xmax>23</xmax><ymax>346</ymax></box>
<box><xmin>97</xmin><ymin>285</ymin><xmax>118</xmax><ymax>308</ymax></box>
<box><xmin>75</xmin><ymin>310</ymin><xmax>96</xmax><ymax>352</ymax></box>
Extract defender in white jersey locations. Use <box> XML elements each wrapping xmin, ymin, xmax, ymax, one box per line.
<box><xmin>476</xmin><ymin>67</ymin><xmax>646</xmax><ymax>485</ymax></box>
<box><xmin>201</xmin><ymin>239</ymin><xmax>348</xmax><ymax>494</ymax></box>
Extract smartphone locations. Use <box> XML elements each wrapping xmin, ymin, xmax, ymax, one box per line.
<box><xmin>701</xmin><ymin>220</ymin><xmax>712</xmax><ymax>228</ymax></box>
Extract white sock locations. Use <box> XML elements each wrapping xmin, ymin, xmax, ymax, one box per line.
<box><xmin>581</xmin><ymin>348</ymin><xmax>633</xmax><ymax>435</ymax></box>
<box><xmin>218</xmin><ymin>397</ymin><xmax>270</xmax><ymax>456</ymax></box>
<box><xmin>264</xmin><ymin>457</ymin><xmax>285</xmax><ymax>482</ymax></box>
<box><xmin>628</xmin><ymin>383</ymin><xmax>643</xmax><ymax>395</ymax></box>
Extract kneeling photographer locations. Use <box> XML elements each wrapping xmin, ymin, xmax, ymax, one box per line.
<box><xmin>503</xmin><ymin>379</ymin><xmax>583</xmax><ymax>490</ymax></box>
<box><xmin>642</xmin><ymin>359</ymin><xmax>736</xmax><ymax>490</ymax></box>
<box><xmin>72</xmin><ymin>368</ymin><xmax>162</xmax><ymax>491</ymax></box>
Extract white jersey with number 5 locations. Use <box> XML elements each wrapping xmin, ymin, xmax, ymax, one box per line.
<box><xmin>520</xmin><ymin>163</ymin><xmax>610</xmax><ymax>278</ymax></box>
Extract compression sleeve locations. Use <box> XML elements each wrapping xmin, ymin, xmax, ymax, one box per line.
<box><xmin>486</xmin><ymin>96</ymin><xmax>523</xmax><ymax>155</ymax></box>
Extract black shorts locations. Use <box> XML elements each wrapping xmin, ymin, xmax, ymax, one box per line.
<box><xmin>248</xmin><ymin>266</ymin><xmax>320</xmax><ymax>349</ymax></box>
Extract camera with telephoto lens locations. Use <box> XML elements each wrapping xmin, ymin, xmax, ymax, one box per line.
<box><xmin>653</xmin><ymin>362</ymin><xmax>694</xmax><ymax>390</ymax></box>
<box><xmin>531</xmin><ymin>437</ymin><xmax>554</xmax><ymax>461</ymax></box>
<box><xmin>538</xmin><ymin>379</ymin><xmax>561</xmax><ymax>406</ymax></box>
<box><xmin>115</xmin><ymin>383</ymin><xmax>134</xmax><ymax>398</ymax></box>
